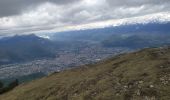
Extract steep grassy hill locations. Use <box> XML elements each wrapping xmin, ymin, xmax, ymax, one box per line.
<box><xmin>0</xmin><ymin>47</ymin><xmax>170</xmax><ymax>100</ymax></box>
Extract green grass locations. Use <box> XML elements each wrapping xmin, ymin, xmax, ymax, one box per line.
<box><xmin>0</xmin><ymin>47</ymin><xmax>170</xmax><ymax>100</ymax></box>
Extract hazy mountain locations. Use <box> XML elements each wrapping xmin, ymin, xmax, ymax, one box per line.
<box><xmin>49</xmin><ymin>22</ymin><xmax>170</xmax><ymax>42</ymax></box>
<box><xmin>47</xmin><ymin>22</ymin><xmax>170</xmax><ymax>50</ymax></box>
<box><xmin>0</xmin><ymin>34</ymin><xmax>56</xmax><ymax>65</ymax></box>
<box><xmin>0</xmin><ymin>47</ymin><xmax>169</xmax><ymax>100</ymax></box>
<box><xmin>102</xmin><ymin>33</ymin><xmax>170</xmax><ymax>49</ymax></box>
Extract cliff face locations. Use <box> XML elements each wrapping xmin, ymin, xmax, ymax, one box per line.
<box><xmin>0</xmin><ymin>47</ymin><xmax>170</xmax><ymax>100</ymax></box>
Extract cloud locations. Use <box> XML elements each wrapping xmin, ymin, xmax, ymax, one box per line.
<box><xmin>0</xmin><ymin>0</ymin><xmax>170</xmax><ymax>36</ymax></box>
<box><xmin>107</xmin><ymin>0</ymin><xmax>170</xmax><ymax>7</ymax></box>
<box><xmin>0</xmin><ymin>0</ymin><xmax>80</xmax><ymax>17</ymax></box>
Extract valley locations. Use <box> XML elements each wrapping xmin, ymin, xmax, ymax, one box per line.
<box><xmin>0</xmin><ymin>46</ymin><xmax>169</xmax><ymax>100</ymax></box>
<box><xmin>0</xmin><ymin>44</ymin><xmax>132</xmax><ymax>83</ymax></box>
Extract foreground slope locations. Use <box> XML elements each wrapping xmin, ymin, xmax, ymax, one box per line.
<box><xmin>0</xmin><ymin>47</ymin><xmax>170</xmax><ymax>100</ymax></box>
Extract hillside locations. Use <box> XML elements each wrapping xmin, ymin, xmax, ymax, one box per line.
<box><xmin>0</xmin><ymin>47</ymin><xmax>170</xmax><ymax>100</ymax></box>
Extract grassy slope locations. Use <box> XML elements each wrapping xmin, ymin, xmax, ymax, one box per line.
<box><xmin>0</xmin><ymin>47</ymin><xmax>170</xmax><ymax>100</ymax></box>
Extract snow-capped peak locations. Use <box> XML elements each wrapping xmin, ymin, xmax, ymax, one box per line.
<box><xmin>55</xmin><ymin>12</ymin><xmax>170</xmax><ymax>32</ymax></box>
<box><xmin>37</xmin><ymin>35</ymin><xmax>50</xmax><ymax>39</ymax></box>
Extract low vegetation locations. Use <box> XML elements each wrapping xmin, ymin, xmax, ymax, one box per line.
<box><xmin>0</xmin><ymin>47</ymin><xmax>170</xmax><ymax>100</ymax></box>
<box><xmin>0</xmin><ymin>79</ymin><xmax>19</xmax><ymax>94</ymax></box>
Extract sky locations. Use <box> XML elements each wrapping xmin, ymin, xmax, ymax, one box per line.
<box><xmin>0</xmin><ymin>0</ymin><xmax>170</xmax><ymax>36</ymax></box>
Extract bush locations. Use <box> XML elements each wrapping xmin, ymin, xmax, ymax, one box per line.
<box><xmin>0</xmin><ymin>79</ymin><xmax>19</xmax><ymax>95</ymax></box>
<box><xmin>0</xmin><ymin>81</ymin><xmax>3</xmax><ymax>89</ymax></box>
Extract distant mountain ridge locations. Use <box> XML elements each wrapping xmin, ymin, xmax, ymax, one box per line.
<box><xmin>0</xmin><ymin>34</ymin><xmax>56</xmax><ymax>65</ymax></box>
<box><xmin>49</xmin><ymin>22</ymin><xmax>170</xmax><ymax>50</ymax></box>
<box><xmin>50</xmin><ymin>22</ymin><xmax>170</xmax><ymax>41</ymax></box>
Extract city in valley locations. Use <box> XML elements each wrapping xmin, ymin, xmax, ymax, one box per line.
<box><xmin>0</xmin><ymin>45</ymin><xmax>132</xmax><ymax>80</ymax></box>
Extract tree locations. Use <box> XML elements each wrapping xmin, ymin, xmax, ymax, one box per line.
<box><xmin>0</xmin><ymin>81</ymin><xmax>3</xmax><ymax>89</ymax></box>
<box><xmin>0</xmin><ymin>80</ymin><xmax>4</xmax><ymax>94</ymax></box>
<box><xmin>0</xmin><ymin>79</ymin><xmax>19</xmax><ymax>94</ymax></box>
<box><xmin>8</xmin><ymin>79</ymin><xmax>19</xmax><ymax>89</ymax></box>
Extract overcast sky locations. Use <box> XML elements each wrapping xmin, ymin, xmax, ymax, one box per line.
<box><xmin>0</xmin><ymin>0</ymin><xmax>170</xmax><ymax>36</ymax></box>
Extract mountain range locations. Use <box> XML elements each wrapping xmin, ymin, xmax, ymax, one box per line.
<box><xmin>1</xmin><ymin>22</ymin><xmax>170</xmax><ymax>65</ymax></box>
<box><xmin>0</xmin><ymin>34</ymin><xmax>56</xmax><ymax>65</ymax></box>
<box><xmin>49</xmin><ymin>22</ymin><xmax>170</xmax><ymax>50</ymax></box>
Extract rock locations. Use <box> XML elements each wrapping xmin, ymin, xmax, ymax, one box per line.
<box><xmin>139</xmin><ymin>81</ymin><xmax>144</xmax><ymax>84</ymax></box>
<box><xmin>128</xmin><ymin>85</ymin><xmax>133</xmax><ymax>88</ymax></box>
<box><xmin>144</xmin><ymin>96</ymin><xmax>156</xmax><ymax>100</ymax></box>
<box><xmin>138</xmin><ymin>85</ymin><xmax>142</xmax><ymax>88</ymax></box>
<box><xmin>160</xmin><ymin>77</ymin><xmax>164</xmax><ymax>81</ymax></box>
<box><xmin>124</xmin><ymin>85</ymin><xmax>128</xmax><ymax>88</ymax></box>
<box><xmin>150</xmin><ymin>85</ymin><xmax>154</xmax><ymax>88</ymax></box>
<box><xmin>136</xmin><ymin>89</ymin><xmax>140</xmax><ymax>96</ymax></box>
<box><xmin>74</xmin><ymin>93</ymin><xmax>77</xmax><ymax>96</ymax></box>
<box><xmin>160</xmin><ymin>66</ymin><xmax>164</xmax><ymax>68</ymax></box>
<box><xmin>162</xmin><ymin>81</ymin><xmax>168</xmax><ymax>85</ymax></box>
<box><xmin>116</xmin><ymin>93</ymin><xmax>120</xmax><ymax>96</ymax></box>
